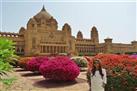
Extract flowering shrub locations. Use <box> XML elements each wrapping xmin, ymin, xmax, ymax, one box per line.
<box><xmin>71</xmin><ymin>57</ymin><xmax>87</xmax><ymax>67</ymax></box>
<box><xmin>26</xmin><ymin>56</ymin><xmax>49</xmax><ymax>72</ymax></box>
<box><xmin>18</xmin><ymin>57</ymin><xmax>33</xmax><ymax>69</ymax></box>
<box><xmin>39</xmin><ymin>56</ymin><xmax>80</xmax><ymax>81</ymax></box>
<box><xmin>130</xmin><ymin>54</ymin><xmax>137</xmax><ymax>59</ymax></box>
<box><xmin>85</xmin><ymin>54</ymin><xmax>137</xmax><ymax>91</ymax></box>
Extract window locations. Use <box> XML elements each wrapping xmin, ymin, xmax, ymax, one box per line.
<box><xmin>69</xmin><ymin>41</ymin><xmax>72</xmax><ymax>50</ymax></box>
<box><xmin>17</xmin><ymin>48</ymin><xmax>20</xmax><ymax>52</ymax></box>
<box><xmin>32</xmin><ymin>24</ymin><xmax>34</xmax><ymax>27</ymax></box>
<box><xmin>21</xmin><ymin>48</ymin><xmax>24</xmax><ymax>52</ymax></box>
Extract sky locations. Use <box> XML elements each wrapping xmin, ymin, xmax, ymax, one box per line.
<box><xmin>0</xmin><ymin>0</ymin><xmax>136</xmax><ymax>43</ymax></box>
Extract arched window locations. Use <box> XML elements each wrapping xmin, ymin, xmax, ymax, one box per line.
<box><xmin>32</xmin><ymin>24</ymin><xmax>34</xmax><ymax>27</ymax></box>
<box><xmin>21</xmin><ymin>48</ymin><xmax>24</xmax><ymax>52</ymax></box>
<box><xmin>43</xmin><ymin>46</ymin><xmax>45</xmax><ymax>53</ymax></box>
<box><xmin>17</xmin><ymin>48</ymin><xmax>20</xmax><ymax>52</ymax></box>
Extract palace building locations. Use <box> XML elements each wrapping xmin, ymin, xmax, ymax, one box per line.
<box><xmin>0</xmin><ymin>6</ymin><xmax>137</xmax><ymax>56</ymax></box>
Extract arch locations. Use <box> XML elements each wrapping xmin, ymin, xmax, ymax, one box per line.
<box><xmin>21</xmin><ymin>48</ymin><xmax>24</xmax><ymax>52</ymax></box>
<box><xmin>17</xmin><ymin>48</ymin><xmax>20</xmax><ymax>52</ymax></box>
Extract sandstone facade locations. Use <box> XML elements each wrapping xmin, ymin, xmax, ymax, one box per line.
<box><xmin>0</xmin><ymin>6</ymin><xmax>137</xmax><ymax>56</ymax></box>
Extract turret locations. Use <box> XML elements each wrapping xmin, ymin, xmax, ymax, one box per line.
<box><xmin>27</xmin><ymin>18</ymin><xmax>37</xmax><ymax>30</ymax></box>
<box><xmin>77</xmin><ymin>31</ymin><xmax>83</xmax><ymax>39</ymax></box>
<box><xmin>91</xmin><ymin>26</ymin><xmax>99</xmax><ymax>44</ymax></box>
<box><xmin>104</xmin><ymin>37</ymin><xmax>112</xmax><ymax>44</ymax></box>
<box><xmin>131</xmin><ymin>41</ymin><xmax>137</xmax><ymax>51</ymax></box>
<box><xmin>104</xmin><ymin>37</ymin><xmax>113</xmax><ymax>53</ymax></box>
<box><xmin>19</xmin><ymin>27</ymin><xmax>26</xmax><ymax>35</ymax></box>
<box><xmin>49</xmin><ymin>17</ymin><xmax>58</xmax><ymax>31</ymax></box>
<box><xmin>62</xmin><ymin>23</ymin><xmax>71</xmax><ymax>36</ymax></box>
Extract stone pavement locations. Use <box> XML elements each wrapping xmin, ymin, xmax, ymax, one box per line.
<box><xmin>5</xmin><ymin>68</ymin><xmax>89</xmax><ymax>91</ymax></box>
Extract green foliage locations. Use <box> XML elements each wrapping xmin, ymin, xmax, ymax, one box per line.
<box><xmin>0</xmin><ymin>77</ymin><xmax>16</xmax><ymax>91</ymax></box>
<box><xmin>86</xmin><ymin>70</ymin><xmax>91</xmax><ymax>84</ymax></box>
<box><xmin>105</xmin><ymin>73</ymin><xmax>137</xmax><ymax>91</ymax></box>
<box><xmin>0</xmin><ymin>38</ymin><xmax>14</xmax><ymax>77</ymax></box>
<box><xmin>79</xmin><ymin>52</ymin><xmax>95</xmax><ymax>56</ymax></box>
<box><xmin>0</xmin><ymin>77</ymin><xmax>16</xmax><ymax>86</ymax></box>
<box><xmin>72</xmin><ymin>58</ymin><xmax>87</xmax><ymax>67</ymax></box>
<box><xmin>0</xmin><ymin>61</ymin><xmax>12</xmax><ymax>77</ymax></box>
<box><xmin>112</xmin><ymin>66</ymin><xmax>122</xmax><ymax>73</ymax></box>
<box><xmin>0</xmin><ymin>38</ymin><xmax>16</xmax><ymax>87</ymax></box>
<box><xmin>79</xmin><ymin>52</ymin><xmax>84</xmax><ymax>56</ymax></box>
<box><xmin>0</xmin><ymin>38</ymin><xmax>16</xmax><ymax>64</ymax></box>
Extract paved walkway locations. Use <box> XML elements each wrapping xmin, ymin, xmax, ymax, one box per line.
<box><xmin>3</xmin><ymin>68</ymin><xmax>89</xmax><ymax>91</ymax></box>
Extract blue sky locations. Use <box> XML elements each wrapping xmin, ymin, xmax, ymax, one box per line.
<box><xmin>0</xmin><ymin>0</ymin><xmax>136</xmax><ymax>43</ymax></box>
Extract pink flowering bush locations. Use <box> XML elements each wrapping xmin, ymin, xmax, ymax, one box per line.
<box><xmin>26</xmin><ymin>56</ymin><xmax>49</xmax><ymax>72</ymax></box>
<box><xmin>39</xmin><ymin>56</ymin><xmax>80</xmax><ymax>81</ymax></box>
<box><xmin>130</xmin><ymin>54</ymin><xmax>137</xmax><ymax>59</ymax></box>
<box><xmin>18</xmin><ymin>57</ymin><xmax>33</xmax><ymax>69</ymax></box>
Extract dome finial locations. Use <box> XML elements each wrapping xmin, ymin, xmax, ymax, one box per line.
<box><xmin>41</xmin><ymin>5</ymin><xmax>46</xmax><ymax>11</ymax></box>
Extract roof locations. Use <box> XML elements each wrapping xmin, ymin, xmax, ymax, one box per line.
<box><xmin>91</xmin><ymin>26</ymin><xmax>97</xmax><ymax>32</ymax></box>
<box><xmin>34</xmin><ymin>6</ymin><xmax>52</xmax><ymax>21</ymax></box>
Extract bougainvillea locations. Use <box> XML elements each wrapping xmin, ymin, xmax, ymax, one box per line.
<box><xmin>85</xmin><ymin>54</ymin><xmax>137</xmax><ymax>91</ymax></box>
<box><xmin>39</xmin><ymin>56</ymin><xmax>80</xmax><ymax>81</ymax></box>
<box><xmin>26</xmin><ymin>56</ymin><xmax>49</xmax><ymax>72</ymax></box>
<box><xmin>130</xmin><ymin>54</ymin><xmax>137</xmax><ymax>59</ymax></box>
<box><xmin>18</xmin><ymin>57</ymin><xmax>33</xmax><ymax>69</ymax></box>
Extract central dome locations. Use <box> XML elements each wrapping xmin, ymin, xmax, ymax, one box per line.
<box><xmin>34</xmin><ymin>6</ymin><xmax>52</xmax><ymax>21</ymax></box>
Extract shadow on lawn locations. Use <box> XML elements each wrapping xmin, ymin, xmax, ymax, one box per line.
<box><xmin>33</xmin><ymin>78</ymin><xmax>86</xmax><ymax>88</ymax></box>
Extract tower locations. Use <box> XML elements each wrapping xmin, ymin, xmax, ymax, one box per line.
<box><xmin>62</xmin><ymin>23</ymin><xmax>71</xmax><ymax>36</ymax></box>
<box><xmin>77</xmin><ymin>31</ymin><xmax>83</xmax><ymax>39</ymax></box>
<box><xmin>25</xmin><ymin>5</ymin><xmax>55</xmax><ymax>56</ymax></box>
<box><xmin>104</xmin><ymin>37</ymin><xmax>113</xmax><ymax>53</ymax></box>
<box><xmin>62</xmin><ymin>23</ymin><xmax>75</xmax><ymax>55</ymax></box>
<box><xmin>91</xmin><ymin>26</ymin><xmax>99</xmax><ymax>44</ymax></box>
<box><xmin>131</xmin><ymin>41</ymin><xmax>137</xmax><ymax>51</ymax></box>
